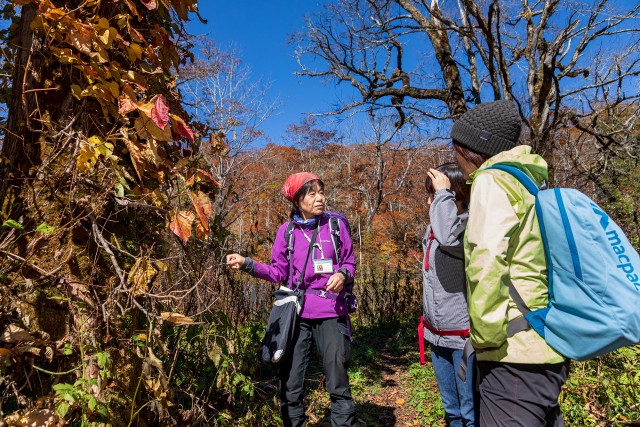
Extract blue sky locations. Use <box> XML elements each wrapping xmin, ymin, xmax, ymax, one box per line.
<box><xmin>188</xmin><ymin>1</ymin><xmax>334</xmax><ymax>143</ymax></box>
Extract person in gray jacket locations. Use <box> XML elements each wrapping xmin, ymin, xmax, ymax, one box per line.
<box><xmin>419</xmin><ymin>162</ymin><xmax>477</xmax><ymax>427</ymax></box>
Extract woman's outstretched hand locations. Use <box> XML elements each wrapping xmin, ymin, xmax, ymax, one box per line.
<box><xmin>326</xmin><ymin>272</ymin><xmax>345</xmax><ymax>293</ymax></box>
<box><xmin>427</xmin><ymin>168</ymin><xmax>451</xmax><ymax>191</ymax></box>
<box><xmin>226</xmin><ymin>254</ymin><xmax>245</xmax><ymax>270</ymax></box>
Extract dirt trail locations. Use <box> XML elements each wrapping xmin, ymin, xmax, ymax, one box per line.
<box><xmin>361</xmin><ymin>335</ymin><xmax>420</xmax><ymax>426</ymax></box>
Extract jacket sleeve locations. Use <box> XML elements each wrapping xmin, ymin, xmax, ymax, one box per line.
<box><xmin>465</xmin><ymin>172</ymin><xmax>519</xmax><ymax>349</ymax></box>
<box><xmin>429</xmin><ymin>189</ymin><xmax>467</xmax><ymax>259</ymax></box>
<box><xmin>243</xmin><ymin>223</ymin><xmax>289</xmax><ymax>283</ymax></box>
<box><xmin>337</xmin><ymin>217</ymin><xmax>356</xmax><ymax>281</ymax></box>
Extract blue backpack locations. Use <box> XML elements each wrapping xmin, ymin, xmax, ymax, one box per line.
<box><xmin>487</xmin><ymin>164</ymin><xmax>640</xmax><ymax>360</ymax></box>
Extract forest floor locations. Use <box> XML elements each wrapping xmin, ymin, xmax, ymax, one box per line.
<box><xmin>304</xmin><ymin>322</ymin><xmax>446</xmax><ymax>427</ymax></box>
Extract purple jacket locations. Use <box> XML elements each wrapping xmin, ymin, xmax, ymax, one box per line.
<box><xmin>243</xmin><ymin>214</ymin><xmax>355</xmax><ymax>319</ymax></box>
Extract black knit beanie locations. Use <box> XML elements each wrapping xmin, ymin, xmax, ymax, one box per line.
<box><xmin>450</xmin><ymin>100</ymin><xmax>522</xmax><ymax>157</ymax></box>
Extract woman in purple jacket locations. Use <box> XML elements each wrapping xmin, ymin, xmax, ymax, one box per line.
<box><xmin>226</xmin><ymin>172</ymin><xmax>357</xmax><ymax>427</ymax></box>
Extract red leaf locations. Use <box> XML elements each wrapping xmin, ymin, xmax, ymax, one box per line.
<box><xmin>151</xmin><ymin>95</ymin><xmax>169</xmax><ymax>129</ymax></box>
<box><xmin>140</xmin><ymin>0</ymin><xmax>157</xmax><ymax>10</ymax></box>
<box><xmin>170</xmin><ymin>114</ymin><xmax>194</xmax><ymax>143</ymax></box>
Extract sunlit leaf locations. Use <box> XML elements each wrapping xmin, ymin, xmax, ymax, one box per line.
<box><xmin>36</xmin><ymin>223</ymin><xmax>56</xmax><ymax>234</ymax></box>
<box><xmin>128</xmin><ymin>43</ymin><xmax>144</xmax><ymax>62</ymax></box>
<box><xmin>118</xmin><ymin>95</ymin><xmax>138</xmax><ymax>114</ymax></box>
<box><xmin>71</xmin><ymin>84</ymin><xmax>83</xmax><ymax>100</ymax></box>
<box><xmin>135</xmin><ymin>115</ymin><xmax>171</xmax><ymax>142</ymax></box>
<box><xmin>155</xmin><ymin>261</ymin><xmax>168</xmax><ymax>272</ymax></box>
<box><xmin>185</xmin><ymin>168</ymin><xmax>221</xmax><ymax>188</ymax></box>
<box><xmin>161</xmin><ymin>312</ymin><xmax>195</xmax><ymax>324</ymax></box>
<box><xmin>57</xmin><ymin>401</ymin><xmax>70</xmax><ymax>419</ymax></box>
<box><xmin>76</xmin><ymin>141</ymin><xmax>99</xmax><ymax>173</ymax></box>
<box><xmin>127</xmin><ymin>257</ymin><xmax>157</xmax><ymax>297</ymax></box>
<box><xmin>195</xmin><ymin>218</ymin><xmax>208</xmax><ymax>239</ymax></box>
<box><xmin>169</xmin><ymin>114</ymin><xmax>194</xmax><ymax>143</ymax></box>
<box><xmin>140</xmin><ymin>0</ymin><xmax>157</xmax><ymax>10</ymax></box>
<box><xmin>2</xmin><ymin>219</ymin><xmax>24</xmax><ymax>230</ymax></box>
<box><xmin>169</xmin><ymin>210</ymin><xmax>195</xmax><ymax>245</ymax></box>
<box><xmin>190</xmin><ymin>190</ymin><xmax>213</xmax><ymax>233</ymax></box>
<box><xmin>67</xmin><ymin>29</ymin><xmax>92</xmax><ymax>54</ymax></box>
<box><xmin>1</xmin><ymin>324</ymin><xmax>32</xmax><ymax>342</ymax></box>
<box><xmin>115</xmin><ymin>182</ymin><xmax>125</xmax><ymax>197</ymax></box>
<box><xmin>123</xmin><ymin>135</ymin><xmax>147</xmax><ymax>182</ymax></box>
<box><xmin>151</xmin><ymin>95</ymin><xmax>169</xmax><ymax>129</ymax></box>
<box><xmin>90</xmin><ymin>45</ymin><xmax>110</xmax><ymax>63</ymax></box>
<box><xmin>143</xmin><ymin>139</ymin><xmax>163</xmax><ymax>166</ymax></box>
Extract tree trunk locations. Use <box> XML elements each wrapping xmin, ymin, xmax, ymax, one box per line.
<box><xmin>0</xmin><ymin>5</ymin><xmax>41</xmax><ymax>222</ymax></box>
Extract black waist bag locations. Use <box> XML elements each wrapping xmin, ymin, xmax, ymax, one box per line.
<box><xmin>260</xmin><ymin>286</ymin><xmax>304</xmax><ymax>363</ymax></box>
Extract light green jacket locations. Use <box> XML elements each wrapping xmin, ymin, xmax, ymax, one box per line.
<box><xmin>464</xmin><ymin>145</ymin><xmax>565</xmax><ymax>364</ymax></box>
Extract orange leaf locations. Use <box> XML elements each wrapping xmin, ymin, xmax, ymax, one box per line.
<box><xmin>195</xmin><ymin>219</ymin><xmax>208</xmax><ymax>240</ymax></box>
<box><xmin>170</xmin><ymin>210</ymin><xmax>195</xmax><ymax>245</ymax></box>
<box><xmin>67</xmin><ymin>29</ymin><xmax>92</xmax><ymax>54</ymax></box>
<box><xmin>118</xmin><ymin>95</ymin><xmax>138</xmax><ymax>115</ymax></box>
<box><xmin>195</xmin><ymin>168</ymin><xmax>220</xmax><ymax>187</ymax></box>
<box><xmin>190</xmin><ymin>191</ymin><xmax>212</xmax><ymax>233</ymax></box>
<box><xmin>151</xmin><ymin>95</ymin><xmax>169</xmax><ymax>129</ymax></box>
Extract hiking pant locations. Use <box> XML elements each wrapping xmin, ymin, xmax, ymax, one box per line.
<box><xmin>431</xmin><ymin>344</ymin><xmax>477</xmax><ymax>427</ymax></box>
<box><xmin>477</xmin><ymin>360</ymin><xmax>570</xmax><ymax>427</ymax></box>
<box><xmin>279</xmin><ymin>316</ymin><xmax>356</xmax><ymax>427</ymax></box>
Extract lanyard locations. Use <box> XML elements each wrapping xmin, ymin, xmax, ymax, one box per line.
<box><xmin>295</xmin><ymin>224</ymin><xmax>319</xmax><ymax>289</ymax></box>
<box><xmin>302</xmin><ymin>228</ymin><xmax>324</xmax><ymax>259</ymax></box>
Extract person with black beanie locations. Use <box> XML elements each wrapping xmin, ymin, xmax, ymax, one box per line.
<box><xmin>452</xmin><ymin>100</ymin><xmax>569</xmax><ymax>427</ymax></box>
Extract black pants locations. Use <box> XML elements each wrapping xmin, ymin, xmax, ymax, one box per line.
<box><xmin>279</xmin><ymin>316</ymin><xmax>356</xmax><ymax>427</ymax></box>
<box><xmin>477</xmin><ymin>360</ymin><xmax>570</xmax><ymax>427</ymax></box>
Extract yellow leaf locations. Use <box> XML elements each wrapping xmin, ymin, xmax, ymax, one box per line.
<box><xmin>140</xmin><ymin>116</ymin><xmax>172</xmax><ymax>142</ymax></box>
<box><xmin>90</xmin><ymin>46</ymin><xmax>110</xmax><ymax>63</ymax></box>
<box><xmin>128</xmin><ymin>43</ymin><xmax>144</xmax><ymax>62</ymax></box>
<box><xmin>143</xmin><ymin>138</ymin><xmax>162</xmax><ymax>166</ymax></box>
<box><xmin>161</xmin><ymin>312</ymin><xmax>195</xmax><ymax>325</ymax></box>
<box><xmin>76</xmin><ymin>140</ymin><xmax>99</xmax><ymax>173</ymax></box>
<box><xmin>395</xmin><ymin>398</ymin><xmax>405</xmax><ymax>405</ymax></box>
<box><xmin>155</xmin><ymin>261</ymin><xmax>168</xmax><ymax>272</ymax></box>
<box><xmin>97</xmin><ymin>28</ymin><xmax>110</xmax><ymax>46</ymax></box>
<box><xmin>128</xmin><ymin>257</ymin><xmax>157</xmax><ymax>297</ymax></box>
<box><xmin>123</xmin><ymin>135</ymin><xmax>147</xmax><ymax>182</ymax></box>
<box><xmin>96</xmin><ymin>17</ymin><xmax>109</xmax><ymax>30</ymax></box>
<box><xmin>71</xmin><ymin>84</ymin><xmax>83</xmax><ymax>100</ymax></box>
<box><xmin>104</xmin><ymin>81</ymin><xmax>120</xmax><ymax>98</ymax></box>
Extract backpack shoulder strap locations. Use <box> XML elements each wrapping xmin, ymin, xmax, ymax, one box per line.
<box><xmin>284</xmin><ymin>221</ymin><xmax>295</xmax><ymax>261</ymax></box>
<box><xmin>485</xmin><ymin>164</ymin><xmax>540</xmax><ymax>196</ymax></box>
<box><xmin>328</xmin><ymin>214</ymin><xmax>342</xmax><ymax>265</ymax></box>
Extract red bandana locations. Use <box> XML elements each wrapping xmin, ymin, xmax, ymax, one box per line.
<box><xmin>281</xmin><ymin>172</ymin><xmax>320</xmax><ymax>202</ymax></box>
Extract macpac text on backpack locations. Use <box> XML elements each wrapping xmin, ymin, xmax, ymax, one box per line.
<box><xmin>606</xmin><ymin>229</ymin><xmax>640</xmax><ymax>291</ymax></box>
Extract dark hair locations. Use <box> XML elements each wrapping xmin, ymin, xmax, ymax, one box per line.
<box><xmin>453</xmin><ymin>140</ymin><xmax>489</xmax><ymax>172</ymax></box>
<box><xmin>425</xmin><ymin>162</ymin><xmax>471</xmax><ymax>207</ymax></box>
<box><xmin>290</xmin><ymin>179</ymin><xmax>324</xmax><ymax>217</ymax></box>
